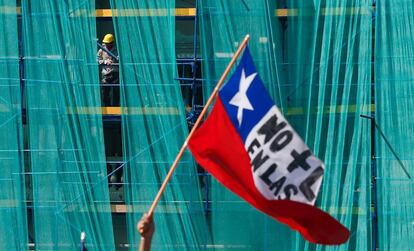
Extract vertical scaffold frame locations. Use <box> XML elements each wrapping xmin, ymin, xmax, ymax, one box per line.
<box><xmin>174</xmin><ymin>0</ymin><xmax>211</xmax><ymax>213</ymax></box>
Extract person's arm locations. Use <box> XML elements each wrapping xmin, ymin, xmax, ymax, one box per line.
<box><xmin>97</xmin><ymin>49</ymin><xmax>104</xmax><ymax>64</ymax></box>
<box><xmin>137</xmin><ymin>214</ymin><xmax>154</xmax><ymax>251</ymax></box>
<box><xmin>104</xmin><ymin>57</ymin><xmax>113</xmax><ymax>65</ymax></box>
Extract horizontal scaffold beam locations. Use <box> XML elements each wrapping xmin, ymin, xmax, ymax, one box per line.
<box><xmin>70</xmin><ymin>104</ymin><xmax>374</xmax><ymax>116</ymax></box>
<box><xmin>6</xmin><ymin>7</ymin><xmax>376</xmax><ymax>17</ymax></box>
<box><xmin>0</xmin><ymin>105</ymin><xmax>375</xmax><ymax>116</ymax></box>
<box><xmin>97</xmin><ymin>7</ymin><xmax>376</xmax><ymax>17</ymax></box>
<box><xmin>110</xmin><ymin>204</ymin><xmax>374</xmax><ymax>215</ymax></box>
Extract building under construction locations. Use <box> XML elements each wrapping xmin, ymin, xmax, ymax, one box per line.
<box><xmin>0</xmin><ymin>0</ymin><xmax>413</xmax><ymax>250</ymax></box>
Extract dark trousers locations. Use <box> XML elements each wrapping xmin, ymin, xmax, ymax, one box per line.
<box><xmin>101</xmin><ymin>73</ymin><xmax>119</xmax><ymax>106</ymax></box>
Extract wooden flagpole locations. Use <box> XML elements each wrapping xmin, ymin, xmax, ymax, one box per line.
<box><xmin>146</xmin><ymin>34</ymin><xmax>250</xmax><ymax>217</ymax></box>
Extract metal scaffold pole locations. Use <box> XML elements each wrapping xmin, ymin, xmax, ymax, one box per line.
<box><xmin>371</xmin><ymin>2</ymin><xmax>378</xmax><ymax>249</ymax></box>
<box><xmin>190</xmin><ymin>0</ymin><xmax>200</xmax><ymax>122</ymax></box>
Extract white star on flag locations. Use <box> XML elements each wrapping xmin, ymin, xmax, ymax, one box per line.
<box><xmin>229</xmin><ymin>69</ymin><xmax>257</xmax><ymax>126</ymax></box>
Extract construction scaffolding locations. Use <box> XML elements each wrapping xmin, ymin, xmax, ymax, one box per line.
<box><xmin>1</xmin><ymin>0</ymin><xmax>413</xmax><ymax>250</ymax></box>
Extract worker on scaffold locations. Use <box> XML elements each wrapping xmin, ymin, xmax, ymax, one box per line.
<box><xmin>97</xmin><ymin>33</ymin><xmax>119</xmax><ymax>105</ymax></box>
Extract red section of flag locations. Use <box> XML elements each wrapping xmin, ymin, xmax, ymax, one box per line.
<box><xmin>188</xmin><ymin>98</ymin><xmax>350</xmax><ymax>245</ymax></box>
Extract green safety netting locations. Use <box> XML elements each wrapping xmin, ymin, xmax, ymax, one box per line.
<box><xmin>0</xmin><ymin>0</ymin><xmax>28</xmax><ymax>249</ymax></box>
<box><xmin>22</xmin><ymin>0</ymin><xmax>115</xmax><ymax>250</ymax></box>
<box><xmin>285</xmin><ymin>0</ymin><xmax>372</xmax><ymax>250</ymax></box>
<box><xmin>376</xmin><ymin>0</ymin><xmax>414</xmax><ymax>250</ymax></box>
<box><xmin>200</xmin><ymin>0</ymin><xmax>372</xmax><ymax>250</ymax></box>
<box><xmin>109</xmin><ymin>0</ymin><xmax>211</xmax><ymax>250</ymax></box>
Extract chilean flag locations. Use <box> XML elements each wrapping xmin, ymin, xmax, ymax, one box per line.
<box><xmin>188</xmin><ymin>47</ymin><xmax>349</xmax><ymax>245</ymax></box>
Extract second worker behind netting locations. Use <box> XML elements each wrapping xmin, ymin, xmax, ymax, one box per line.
<box><xmin>97</xmin><ymin>33</ymin><xmax>119</xmax><ymax>106</ymax></box>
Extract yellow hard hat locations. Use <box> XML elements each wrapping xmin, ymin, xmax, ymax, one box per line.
<box><xmin>102</xmin><ymin>33</ymin><xmax>114</xmax><ymax>44</ymax></box>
